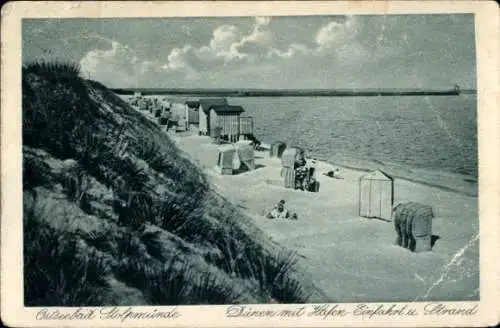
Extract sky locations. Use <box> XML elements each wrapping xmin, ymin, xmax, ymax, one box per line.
<box><xmin>22</xmin><ymin>15</ymin><xmax>476</xmax><ymax>89</ymax></box>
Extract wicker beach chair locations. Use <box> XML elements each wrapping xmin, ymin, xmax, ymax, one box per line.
<box><xmin>281</xmin><ymin>147</ymin><xmax>305</xmax><ymax>189</ymax></box>
<box><xmin>235</xmin><ymin>143</ymin><xmax>255</xmax><ymax>171</ymax></box>
<box><xmin>393</xmin><ymin>202</ymin><xmax>434</xmax><ymax>252</ymax></box>
<box><xmin>269</xmin><ymin>141</ymin><xmax>287</xmax><ymax>158</ymax></box>
<box><xmin>216</xmin><ymin>146</ymin><xmax>236</xmax><ymax>175</ymax></box>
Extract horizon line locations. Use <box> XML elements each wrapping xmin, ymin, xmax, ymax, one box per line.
<box><xmin>112</xmin><ymin>87</ymin><xmax>477</xmax><ymax>91</ymax></box>
<box><xmin>111</xmin><ymin>87</ymin><xmax>477</xmax><ymax>96</ymax></box>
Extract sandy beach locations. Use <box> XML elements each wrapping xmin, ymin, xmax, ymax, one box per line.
<box><xmin>125</xmin><ymin>98</ymin><xmax>479</xmax><ymax>302</ymax></box>
<box><xmin>169</xmin><ymin>128</ymin><xmax>479</xmax><ymax>302</ymax></box>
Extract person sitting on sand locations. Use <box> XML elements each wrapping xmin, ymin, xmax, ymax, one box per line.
<box><xmin>267</xmin><ymin>200</ymin><xmax>290</xmax><ymax>219</ymax></box>
<box><xmin>266</xmin><ymin>200</ymin><xmax>299</xmax><ymax>220</ymax></box>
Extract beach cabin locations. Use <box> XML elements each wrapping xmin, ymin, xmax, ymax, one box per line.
<box><xmin>239</xmin><ymin>116</ymin><xmax>254</xmax><ymax>138</ymax></box>
<box><xmin>185</xmin><ymin>101</ymin><xmax>200</xmax><ymax>127</ymax></box>
<box><xmin>208</xmin><ymin>105</ymin><xmax>245</xmax><ymax>142</ymax></box>
<box><xmin>198</xmin><ymin>98</ymin><xmax>228</xmax><ymax>136</ymax></box>
<box><xmin>358</xmin><ymin>169</ymin><xmax>394</xmax><ymax>221</ymax></box>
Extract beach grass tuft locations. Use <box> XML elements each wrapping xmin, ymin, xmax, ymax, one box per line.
<box><xmin>133</xmin><ymin>139</ymin><xmax>172</xmax><ymax>173</ymax></box>
<box><xmin>23</xmin><ymin>195</ymin><xmax>110</xmax><ymax>306</ymax></box>
<box><xmin>23</xmin><ymin>60</ymin><xmax>81</xmax><ymax>80</ymax></box>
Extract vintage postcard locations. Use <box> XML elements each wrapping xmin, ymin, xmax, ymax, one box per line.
<box><xmin>1</xmin><ymin>1</ymin><xmax>499</xmax><ymax>327</ymax></box>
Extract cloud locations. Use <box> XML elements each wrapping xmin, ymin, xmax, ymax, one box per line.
<box><xmin>78</xmin><ymin>16</ymin><xmax>375</xmax><ymax>88</ymax></box>
<box><xmin>316</xmin><ymin>17</ymin><xmax>356</xmax><ymax>48</ymax></box>
<box><xmin>163</xmin><ymin>17</ymin><xmax>274</xmax><ymax>72</ymax></box>
<box><xmin>80</xmin><ymin>40</ymin><xmax>136</xmax><ymax>81</ymax></box>
<box><xmin>164</xmin><ymin>46</ymin><xmax>189</xmax><ymax>70</ymax></box>
<box><xmin>80</xmin><ymin>38</ymin><xmax>176</xmax><ymax>87</ymax></box>
<box><xmin>266</xmin><ymin>15</ymin><xmax>366</xmax><ymax>66</ymax></box>
<box><xmin>72</xmin><ymin>15</ymin><xmax>475</xmax><ymax>89</ymax></box>
<box><xmin>169</xmin><ymin>15</ymin><xmax>361</xmax><ymax>68</ymax></box>
<box><xmin>210</xmin><ymin>25</ymin><xmax>241</xmax><ymax>51</ymax></box>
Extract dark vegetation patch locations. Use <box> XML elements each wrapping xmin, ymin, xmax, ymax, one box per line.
<box><xmin>22</xmin><ymin>60</ymin><xmax>314</xmax><ymax>306</ymax></box>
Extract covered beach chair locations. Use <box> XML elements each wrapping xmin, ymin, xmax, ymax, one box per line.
<box><xmin>216</xmin><ymin>146</ymin><xmax>236</xmax><ymax>175</ymax></box>
<box><xmin>392</xmin><ymin>202</ymin><xmax>434</xmax><ymax>253</ymax></box>
<box><xmin>168</xmin><ymin>114</ymin><xmax>179</xmax><ymax>131</ymax></box>
<box><xmin>159</xmin><ymin>110</ymin><xmax>171</xmax><ymax>126</ymax></box>
<box><xmin>281</xmin><ymin>146</ymin><xmax>305</xmax><ymax>189</ymax></box>
<box><xmin>269</xmin><ymin>141</ymin><xmax>287</xmax><ymax>158</ymax></box>
<box><xmin>235</xmin><ymin>143</ymin><xmax>255</xmax><ymax>172</ymax></box>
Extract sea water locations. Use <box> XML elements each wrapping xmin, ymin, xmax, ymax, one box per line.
<box><xmin>229</xmin><ymin>95</ymin><xmax>478</xmax><ymax>194</ymax></box>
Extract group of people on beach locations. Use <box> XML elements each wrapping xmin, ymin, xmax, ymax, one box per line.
<box><xmin>266</xmin><ymin>163</ymin><xmax>342</xmax><ymax>220</ymax></box>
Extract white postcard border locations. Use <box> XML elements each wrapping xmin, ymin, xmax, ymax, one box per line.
<box><xmin>1</xmin><ymin>1</ymin><xmax>499</xmax><ymax>327</ymax></box>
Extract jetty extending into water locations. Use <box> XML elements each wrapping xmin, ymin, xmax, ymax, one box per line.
<box><xmin>112</xmin><ymin>86</ymin><xmax>475</xmax><ymax>97</ymax></box>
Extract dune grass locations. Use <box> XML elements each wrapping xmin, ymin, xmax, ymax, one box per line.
<box><xmin>22</xmin><ymin>60</ymin><xmax>313</xmax><ymax>305</ymax></box>
<box><xmin>22</xmin><ymin>61</ymin><xmax>98</xmax><ymax>159</ymax></box>
<box><xmin>116</xmin><ymin>256</ymin><xmax>244</xmax><ymax>305</ymax></box>
<box><xmin>23</xmin><ymin>61</ymin><xmax>81</xmax><ymax>81</ymax></box>
<box><xmin>23</xmin><ymin>193</ymin><xmax>110</xmax><ymax>306</ymax></box>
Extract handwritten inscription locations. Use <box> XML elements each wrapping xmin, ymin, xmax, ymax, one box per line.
<box><xmin>36</xmin><ymin>308</ymin><xmax>97</xmax><ymax>320</ymax></box>
<box><xmin>36</xmin><ymin>307</ymin><xmax>181</xmax><ymax>322</ymax></box>
<box><xmin>353</xmin><ymin>304</ymin><xmax>418</xmax><ymax>318</ymax></box>
<box><xmin>34</xmin><ymin>302</ymin><xmax>479</xmax><ymax>322</ymax></box>
<box><xmin>226</xmin><ymin>305</ymin><xmax>307</xmax><ymax>318</ymax></box>
<box><xmin>226</xmin><ymin>303</ymin><xmax>478</xmax><ymax>320</ymax></box>
<box><xmin>308</xmin><ymin>305</ymin><xmax>348</xmax><ymax>318</ymax></box>
<box><xmin>424</xmin><ymin>303</ymin><xmax>478</xmax><ymax>316</ymax></box>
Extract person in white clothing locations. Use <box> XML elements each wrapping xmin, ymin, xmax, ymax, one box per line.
<box><xmin>267</xmin><ymin>200</ymin><xmax>289</xmax><ymax>219</ymax></box>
